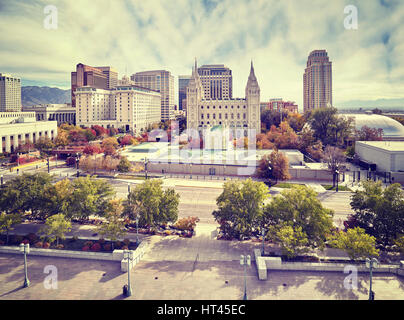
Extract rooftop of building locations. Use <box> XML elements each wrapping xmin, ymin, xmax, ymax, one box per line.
<box><xmin>343</xmin><ymin>113</ymin><xmax>404</xmax><ymax>138</ymax></box>
<box><xmin>355</xmin><ymin>141</ymin><xmax>404</xmax><ymax>152</ymax></box>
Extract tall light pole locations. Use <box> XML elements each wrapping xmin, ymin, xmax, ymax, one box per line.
<box><xmin>261</xmin><ymin>227</ymin><xmax>266</xmax><ymax>256</ymax></box>
<box><xmin>76</xmin><ymin>153</ymin><xmax>80</xmax><ymax>178</ymax></box>
<box><xmin>366</xmin><ymin>257</ymin><xmax>378</xmax><ymax>300</ymax></box>
<box><xmin>136</xmin><ymin>215</ymin><xmax>140</xmax><ymax>246</ymax></box>
<box><xmin>240</xmin><ymin>254</ymin><xmax>251</xmax><ymax>300</ymax></box>
<box><xmin>123</xmin><ymin>250</ymin><xmax>133</xmax><ymax>297</ymax></box>
<box><xmin>144</xmin><ymin>158</ymin><xmax>148</xmax><ymax>179</ymax></box>
<box><xmin>1</xmin><ymin>175</ymin><xmax>3</xmax><ymax>186</ymax></box>
<box><xmin>335</xmin><ymin>169</ymin><xmax>339</xmax><ymax>192</ymax></box>
<box><xmin>190</xmin><ymin>163</ymin><xmax>192</xmax><ymax>179</ymax></box>
<box><xmin>19</xmin><ymin>243</ymin><xmax>30</xmax><ymax>288</ymax></box>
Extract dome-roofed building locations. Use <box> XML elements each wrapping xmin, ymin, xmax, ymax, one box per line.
<box><xmin>341</xmin><ymin>113</ymin><xmax>404</xmax><ymax>140</ymax></box>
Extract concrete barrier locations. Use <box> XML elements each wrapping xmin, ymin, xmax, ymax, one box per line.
<box><xmin>0</xmin><ymin>240</ymin><xmax>149</xmax><ymax>272</ymax></box>
<box><xmin>254</xmin><ymin>249</ymin><xmax>404</xmax><ymax>280</ymax></box>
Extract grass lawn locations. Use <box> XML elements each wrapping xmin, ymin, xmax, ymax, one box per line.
<box><xmin>274</xmin><ymin>182</ymin><xmax>305</xmax><ymax>188</ymax></box>
<box><xmin>322</xmin><ymin>184</ymin><xmax>353</xmax><ymax>192</ymax></box>
<box><xmin>115</xmin><ymin>174</ymin><xmax>146</xmax><ymax>180</ymax></box>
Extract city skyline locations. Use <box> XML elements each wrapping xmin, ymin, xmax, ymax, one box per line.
<box><xmin>1</xmin><ymin>0</ymin><xmax>404</xmax><ymax>110</ymax></box>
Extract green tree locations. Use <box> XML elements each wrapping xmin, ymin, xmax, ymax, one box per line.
<box><xmin>97</xmin><ymin>199</ymin><xmax>127</xmax><ymax>250</ymax></box>
<box><xmin>263</xmin><ymin>185</ymin><xmax>334</xmax><ymax>249</ymax></box>
<box><xmin>308</xmin><ymin>107</ymin><xmax>354</xmax><ymax>147</ymax></box>
<box><xmin>350</xmin><ymin>180</ymin><xmax>404</xmax><ymax>245</ymax></box>
<box><xmin>270</xmin><ymin>224</ymin><xmax>309</xmax><ymax>258</ymax></box>
<box><xmin>125</xmin><ymin>179</ymin><xmax>180</xmax><ymax>228</ymax></box>
<box><xmin>63</xmin><ymin>176</ymin><xmax>116</xmax><ymax>220</ymax></box>
<box><xmin>0</xmin><ymin>173</ymin><xmax>54</xmax><ymax>219</ymax></box>
<box><xmin>0</xmin><ymin>212</ymin><xmax>22</xmax><ymax>244</ymax></box>
<box><xmin>34</xmin><ymin>137</ymin><xmax>55</xmax><ymax>153</ymax></box>
<box><xmin>117</xmin><ymin>156</ymin><xmax>132</xmax><ymax>173</ymax></box>
<box><xmin>40</xmin><ymin>214</ymin><xmax>72</xmax><ymax>246</ymax></box>
<box><xmin>329</xmin><ymin>227</ymin><xmax>379</xmax><ymax>260</ymax></box>
<box><xmin>212</xmin><ymin>179</ymin><xmax>269</xmax><ymax>239</ymax></box>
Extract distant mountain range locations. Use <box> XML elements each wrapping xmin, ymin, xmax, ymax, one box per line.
<box><xmin>22</xmin><ymin>86</ymin><xmax>71</xmax><ymax>106</ymax></box>
<box><xmin>336</xmin><ymin>98</ymin><xmax>404</xmax><ymax>111</ymax></box>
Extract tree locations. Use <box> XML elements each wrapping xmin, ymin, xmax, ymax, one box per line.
<box><xmin>350</xmin><ymin>180</ymin><xmax>404</xmax><ymax>245</ymax></box>
<box><xmin>212</xmin><ymin>179</ymin><xmax>269</xmax><ymax>239</ymax></box>
<box><xmin>125</xmin><ymin>179</ymin><xmax>180</xmax><ymax>228</ymax></box>
<box><xmin>97</xmin><ymin>199</ymin><xmax>127</xmax><ymax>250</ymax></box>
<box><xmin>329</xmin><ymin>227</ymin><xmax>379</xmax><ymax>260</ymax></box>
<box><xmin>263</xmin><ymin>186</ymin><xmax>334</xmax><ymax>249</ymax></box>
<box><xmin>0</xmin><ymin>212</ymin><xmax>22</xmax><ymax>244</ymax></box>
<box><xmin>62</xmin><ymin>176</ymin><xmax>116</xmax><ymax>220</ymax></box>
<box><xmin>0</xmin><ymin>173</ymin><xmax>54</xmax><ymax>219</ymax></box>
<box><xmin>117</xmin><ymin>156</ymin><xmax>132</xmax><ymax>173</ymax></box>
<box><xmin>270</xmin><ymin>224</ymin><xmax>309</xmax><ymax>259</ymax></box>
<box><xmin>34</xmin><ymin>137</ymin><xmax>55</xmax><ymax>153</ymax></box>
<box><xmin>40</xmin><ymin>214</ymin><xmax>72</xmax><ymax>246</ymax></box>
<box><xmin>323</xmin><ymin>146</ymin><xmax>346</xmax><ymax>187</ymax></box>
<box><xmin>54</xmin><ymin>131</ymin><xmax>69</xmax><ymax>147</ymax></box>
<box><xmin>356</xmin><ymin>126</ymin><xmax>383</xmax><ymax>141</ymax></box>
<box><xmin>269</xmin><ymin>150</ymin><xmax>290</xmax><ymax>181</ymax></box>
<box><xmin>308</xmin><ymin>107</ymin><xmax>354</xmax><ymax>147</ymax></box>
<box><xmin>83</xmin><ymin>144</ymin><xmax>102</xmax><ymax>155</ymax></box>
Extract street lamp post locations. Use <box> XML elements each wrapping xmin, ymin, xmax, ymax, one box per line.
<box><xmin>76</xmin><ymin>153</ymin><xmax>80</xmax><ymax>178</ymax></box>
<box><xmin>1</xmin><ymin>175</ymin><xmax>3</xmax><ymax>186</ymax></box>
<box><xmin>366</xmin><ymin>257</ymin><xmax>378</xmax><ymax>300</ymax></box>
<box><xmin>240</xmin><ymin>254</ymin><xmax>251</xmax><ymax>300</ymax></box>
<box><xmin>19</xmin><ymin>243</ymin><xmax>30</xmax><ymax>288</ymax></box>
<box><xmin>190</xmin><ymin>163</ymin><xmax>192</xmax><ymax>179</ymax></box>
<box><xmin>261</xmin><ymin>227</ymin><xmax>266</xmax><ymax>256</ymax></box>
<box><xmin>47</xmin><ymin>156</ymin><xmax>50</xmax><ymax>173</ymax></box>
<box><xmin>136</xmin><ymin>215</ymin><xmax>140</xmax><ymax>246</ymax></box>
<box><xmin>335</xmin><ymin>169</ymin><xmax>339</xmax><ymax>192</ymax></box>
<box><xmin>128</xmin><ymin>182</ymin><xmax>131</xmax><ymax>194</ymax></box>
<box><xmin>144</xmin><ymin>158</ymin><xmax>148</xmax><ymax>179</ymax></box>
<box><xmin>123</xmin><ymin>250</ymin><xmax>133</xmax><ymax>297</ymax></box>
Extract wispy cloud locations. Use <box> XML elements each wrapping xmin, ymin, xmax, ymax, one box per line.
<box><xmin>0</xmin><ymin>0</ymin><xmax>403</xmax><ymax>108</ymax></box>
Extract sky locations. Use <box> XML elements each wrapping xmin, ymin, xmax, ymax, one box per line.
<box><xmin>0</xmin><ymin>0</ymin><xmax>404</xmax><ymax>110</ymax></box>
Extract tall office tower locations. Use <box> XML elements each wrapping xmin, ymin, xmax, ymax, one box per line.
<box><xmin>0</xmin><ymin>73</ymin><xmax>22</xmax><ymax>112</ymax></box>
<box><xmin>303</xmin><ymin>50</ymin><xmax>332</xmax><ymax>113</ymax></box>
<box><xmin>131</xmin><ymin>70</ymin><xmax>175</xmax><ymax>121</ymax></box>
<box><xmin>71</xmin><ymin>63</ymin><xmax>118</xmax><ymax>107</ymax></box>
<box><xmin>178</xmin><ymin>75</ymin><xmax>191</xmax><ymax>111</ymax></box>
<box><xmin>197</xmin><ymin>64</ymin><xmax>232</xmax><ymax>100</ymax></box>
<box><xmin>97</xmin><ymin>66</ymin><xmax>118</xmax><ymax>89</ymax></box>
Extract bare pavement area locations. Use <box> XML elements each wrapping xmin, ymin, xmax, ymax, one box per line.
<box><xmin>1</xmin><ymin>223</ymin><xmax>404</xmax><ymax>300</ymax></box>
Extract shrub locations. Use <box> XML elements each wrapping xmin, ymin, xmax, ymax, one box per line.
<box><xmin>90</xmin><ymin>243</ymin><xmax>101</xmax><ymax>252</ymax></box>
<box><xmin>173</xmin><ymin>216</ymin><xmax>200</xmax><ymax>231</ymax></box>
<box><xmin>98</xmin><ymin>238</ymin><xmax>106</xmax><ymax>245</ymax></box>
<box><xmin>82</xmin><ymin>245</ymin><xmax>90</xmax><ymax>251</ymax></box>
<box><xmin>22</xmin><ymin>239</ymin><xmax>29</xmax><ymax>245</ymax></box>
<box><xmin>26</xmin><ymin>233</ymin><xmax>38</xmax><ymax>243</ymax></box>
<box><xmin>114</xmin><ymin>241</ymin><xmax>122</xmax><ymax>249</ymax></box>
<box><xmin>34</xmin><ymin>241</ymin><xmax>43</xmax><ymax>248</ymax></box>
<box><xmin>84</xmin><ymin>241</ymin><xmax>93</xmax><ymax>247</ymax></box>
<box><xmin>12</xmin><ymin>235</ymin><xmax>23</xmax><ymax>245</ymax></box>
<box><xmin>42</xmin><ymin>242</ymin><xmax>50</xmax><ymax>249</ymax></box>
<box><xmin>123</xmin><ymin>238</ymin><xmax>130</xmax><ymax>246</ymax></box>
<box><xmin>103</xmin><ymin>244</ymin><xmax>112</xmax><ymax>251</ymax></box>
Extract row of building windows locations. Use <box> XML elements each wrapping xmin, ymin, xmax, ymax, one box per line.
<box><xmin>201</xmin><ymin>113</ymin><xmax>246</xmax><ymax>120</ymax></box>
<box><xmin>200</xmin><ymin>105</ymin><xmax>246</xmax><ymax>109</ymax></box>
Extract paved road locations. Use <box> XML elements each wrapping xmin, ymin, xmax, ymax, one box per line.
<box><xmin>2</xmin><ymin>166</ymin><xmax>355</xmax><ymax>227</ymax></box>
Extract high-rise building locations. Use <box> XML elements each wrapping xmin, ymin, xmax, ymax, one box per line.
<box><xmin>0</xmin><ymin>73</ymin><xmax>22</xmax><ymax>112</ymax></box>
<box><xmin>197</xmin><ymin>64</ymin><xmax>232</xmax><ymax>100</ymax></box>
<box><xmin>75</xmin><ymin>85</ymin><xmax>161</xmax><ymax>135</ymax></box>
<box><xmin>97</xmin><ymin>66</ymin><xmax>118</xmax><ymax>89</ymax></box>
<box><xmin>178</xmin><ymin>75</ymin><xmax>191</xmax><ymax>111</ymax></box>
<box><xmin>187</xmin><ymin>60</ymin><xmax>260</xmax><ymax>134</ymax></box>
<box><xmin>71</xmin><ymin>63</ymin><xmax>118</xmax><ymax>108</ymax></box>
<box><xmin>303</xmin><ymin>50</ymin><xmax>332</xmax><ymax>113</ymax></box>
<box><xmin>131</xmin><ymin>70</ymin><xmax>175</xmax><ymax>121</ymax></box>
